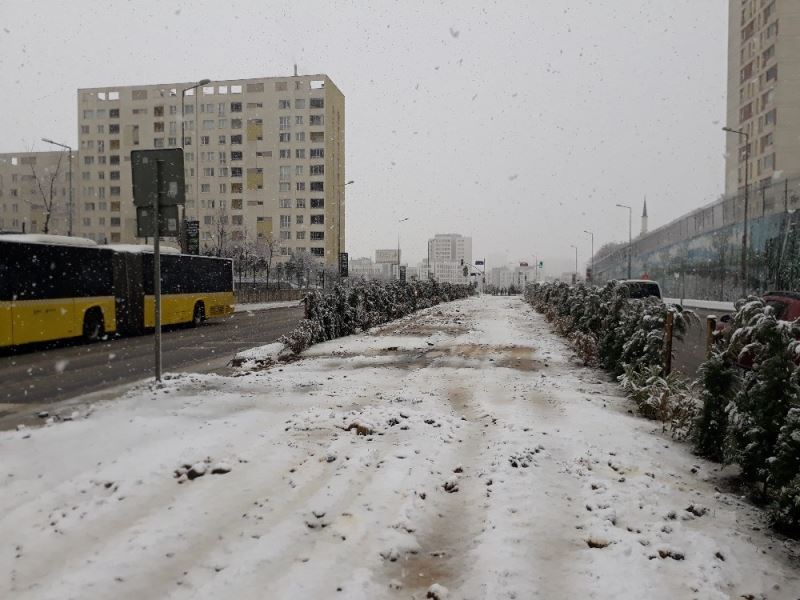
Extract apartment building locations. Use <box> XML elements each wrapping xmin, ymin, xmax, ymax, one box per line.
<box><xmin>75</xmin><ymin>73</ymin><xmax>345</xmax><ymax>265</ymax></box>
<box><xmin>0</xmin><ymin>151</ymin><xmax>71</xmax><ymax>235</ymax></box>
<box><xmin>725</xmin><ymin>0</ymin><xmax>800</xmax><ymax>194</ymax></box>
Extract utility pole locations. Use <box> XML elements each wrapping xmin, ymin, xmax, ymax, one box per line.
<box><xmin>41</xmin><ymin>138</ymin><xmax>73</xmax><ymax>236</ymax></box>
<box><xmin>570</xmin><ymin>244</ymin><xmax>578</xmax><ymax>283</ymax></box>
<box><xmin>723</xmin><ymin>126</ymin><xmax>750</xmax><ymax>297</ymax></box>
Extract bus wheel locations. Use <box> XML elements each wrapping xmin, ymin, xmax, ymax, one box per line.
<box><xmin>192</xmin><ymin>302</ymin><xmax>206</xmax><ymax>327</ymax></box>
<box><xmin>83</xmin><ymin>310</ymin><xmax>105</xmax><ymax>343</ymax></box>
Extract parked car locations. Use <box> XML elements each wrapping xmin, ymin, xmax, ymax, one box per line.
<box><xmin>619</xmin><ymin>279</ymin><xmax>662</xmax><ymax>300</ymax></box>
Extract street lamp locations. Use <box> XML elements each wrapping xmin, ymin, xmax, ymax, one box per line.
<box><xmin>584</xmin><ymin>230</ymin><xmax>594</xmax><ymax>283</ymax></box>
<box><xmin>616</xmin><ymin>203</ymin><xmax>632</xmax><ymax>279</ymax></box>
<box><xmin>397</xmin><ymin>217</ymin><xmax>409</xmax><ymax>280</ymax></box>
<box><xmin>338</xmin><ymin>180</ymin><xmax>354</xmax><ymax>263</ymax></box>
<box><xmin>570</xmin><ymin>244</ymin><xmax>578</xmax><ymax>283</ymax></box>
<box><xmin>180</xmin><ymin>79</ymin><xmax>210</xmax><ymax>231</ymax></box>
<box><xmin>41</xmin><ymin>137</ymin><xmax>73</xmax><ymax>236</ymax></box>
<box><xmin>723</xmin><ymin>126</ymin><xmax>751</xmax><ymax>298</ymax></box>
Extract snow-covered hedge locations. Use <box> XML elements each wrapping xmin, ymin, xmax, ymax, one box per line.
<box><xmin>525</xmin><ymin>281</ymin><xmax>697</xmax><ymax>437</ymax></box>
<box><xmin>697</xmin><ymin>297</ymin><xmax>800</xmax><ymax>533</ymax></box>
<box><xmin>280</xmin><ymin>279</ymin><xmax>474</xmax><ymax>354</ymax></box>
<box><xmin>527</xmin><ymin>283</ymin><xmax>800</xmax><ymax>534</ymax></box>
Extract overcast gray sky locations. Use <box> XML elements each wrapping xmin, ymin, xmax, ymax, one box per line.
<box><xmin>0</xmin><ymin>0</ymin><xmax>728</xmax><ymax>273</ymax></box>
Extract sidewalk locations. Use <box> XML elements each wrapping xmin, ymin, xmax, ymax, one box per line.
<box><xmin>0</xmin><ymin>296</ymin><xmax>797</xmax><ymax>599</ymax></box>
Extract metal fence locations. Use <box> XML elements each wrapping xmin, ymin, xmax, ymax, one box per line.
<box><xmin>594</xmin><ymin>176</ymin><xmax>800</xmax><ymax>300</ymax></box>
<box><xmin>234</xmin><ymin>287</ymin><xmax>306</xmax><ymax>304</ymax></box>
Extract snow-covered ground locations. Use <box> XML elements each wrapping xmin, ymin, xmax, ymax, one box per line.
<box><xmin>1</xmin><ymin>296</ymin><xmax>798</xmax><ymax>599</ymax></box>
<box><xmin>234</xmin><ymin>300</ymin><xmax>303</xmax><ymax>313</ymax></box>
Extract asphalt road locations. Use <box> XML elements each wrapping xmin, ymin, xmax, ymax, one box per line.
<box><xmin>0</xmin><ymin>305</ymin><xmax>303</xmax><ymax>417</ymax></box>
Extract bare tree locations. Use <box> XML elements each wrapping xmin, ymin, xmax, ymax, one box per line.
<box><xmin>255</xmin><ymin>233</ymin><xmax>279</xmax><ymax>288</ymax></box>
<box><xmin>28</xmin><ymin>153</ymin><xmax>65</xmax><ymax>234</ymax></box>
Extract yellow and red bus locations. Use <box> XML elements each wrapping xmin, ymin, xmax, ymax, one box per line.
<box><xmin>0</xmin><ymin>234</ymin><xmax>234</xmax><ymax>348</ymax></box>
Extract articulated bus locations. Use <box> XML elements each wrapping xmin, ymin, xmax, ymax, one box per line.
<box><xmin>0</xmin><ymin>234</ymin><xmax>235</xmax><ymax>348</ymax></box>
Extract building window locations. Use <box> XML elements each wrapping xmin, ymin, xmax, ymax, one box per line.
<box><xmin>310</xmin><ymin>247</ymin><xmax>324</xmax><ymax>257</ymax></box>
<box><xmin>230</xmin><ymin>102</ymin><xmax>242</xmax><ymax>112</ymax></box>
<box><xmin>279</xmin><ymin>166</ymin><xmax>291</xmax><ymax>180</ymax></box>
<box><xmin>310</xmin><ymin>164</ymin><xmax>324</xmax><ymax>176</ymax></box>
<box><xmin>110</xmin><ymin>155</ymin><xmax>120</xmax><ymax>165</ymax></box>
<box><xmin>231</xmin><ymin>151</ymin><xmax>243</xmax><ymax>161</ymax></box>
<box><xmin>310</xmin><ymin>132</ymin><xmax>325</xmax><ymax>142</ymax></box>
<box><xmin>110</xmin><ymin>217</ymin><xmax>121</xmax><ymax>227</ymax></box>
<box><xmin>311</xmin><ymin>214</ymin><xmax>324</xmax><ymax>225</ymax></box>
<box><xmin>280</xmin><ymin>231</ymin><xmax>291</xmax><ymax>240</ymax></box>
<box><xmin>296</xmin><ymin>215</ymin><xmax>304</xmax><ymax>225</ymax></box>
<box><xmin>203</xmin><ymin>167</ymin><xmax>215</xmax><ymax>176</ymax></box>
<box><xmin>153</xmin><ymin>138</ymin><xmax>164</xmax><ymax>148</ymax></box>
<box><xmin>310</xmin><ymin>181</ymin><xmax>324</xmax><ymax>191</ymax></box>
<box><xmin>109</xmin><ymin>124</ymin><xmax>120</xmax><ymax>134</ymax></box>
<box><xmin>295</xmin><ymin>132</ymin><xmax>305</xmax><ymax>142</ymax></box>
<box><xmin>230</xmin><ymin>134</ymin><xmax>242</xmax><ymax>144</ymax></box>
<box><xmin>200</xmin><ymin>136</ymin><xmax>210</xmax><ymax>145</ymax></box>
<box><xmin>154</xmin><ymin>121</ymin><xmax>165</xmax><ymax>132</ymax></box>
<box><xmin>311</xmin><ymin>198</ymin><xmax>324</xmax><ymax>209</ymax></box>
<box><xmin>232</xmin><ymin>198</ymin><xmax>243</xmax><ymax>209</ymax></box>
<box><xmin>310</xmin><ymin>115</ymin><xmax>324</xmax><ymax>126</ymax></box>
<box><xmin>279</xmin><ymin>182</ymin><xmax>290</xmax><ymax>192</ymax></box>
<box><xmin>295</xmin><ymin>198</ymin><xmax>306</xmax><ymax>209</ymax></box>
<box><xmin>310</xmin><ymin>97</ymin><xmax>324</xmax><ymax>109</ymax></box>
<box><xmin>296</xmin><ymin>182</ymin><xmax>306</xmax><ymax>191</ymax></box>
<box><xmin>310</xmin><ymin>148</ymin><xmax>324</xmax><ymax>158</ymax></box>
<box><xmin>295</xmin><ymin>116</ymin><xmax>304</xmax><ymax>125</ymax></box>
<box><xmin>153</xmin><ymin>105</ymin><xmax>164</xmax><ymax>117</ymax></box>
<box><xmin>295</xmin><ymin>165</ymin><xmax>304</xmax><ymax>176</ymax></box>
<box><xmin>295</xmin><ymin>149</ymin><xmax>306</xmax><ymax>159</ymax></box>
<box><xmin>231</xmin><ymin>118</ymin><xmax>242</xmax><ymax>129</ymax></box>
<box><xmin>231</xmin><ymin>167</ymin><xmax>242</xmax><ymax>177</ymax></box>
<box><xmin>279</xmin><ymin>116</ymin><xmax>291</xmax><ymax>130</ymax></box>
<box><xmin>109</xmin><ymin>171</ymin><xmax>120</xmax><ymax>180</ymax></box>
<box><xmin>110</xmin><ymin>186</ymin><xmax>121</xmax><ymax>196</ymax></box>
<box><xmin>109</xmin><ymin>108</ymin><xmax>120</xmax><ymax>118</ymax></box>
<box><xmin>110</xmin><ymin>140</ymin><xmax>120</xmax><ymax>150</ymax></box>
<box><xmin>280</xmin><ymin>215</ymin><xmax>291</xmax><ymax>228</ymax></box>
<box><xmin>279</xmin><ymin>99</ymin><xmax>291</xmax><ymax>109</ymax></box>
<box><xmin>279</xmin><ymin>198</ymin><xmax>292</xmax><ymax>208</ymax></box>
<box><xmin>275</xmin><ymin>81</ymin><xmax>288</xmax><ymax>91</ymax></box>
<box><xmin>231</xmin><ymin>182</ymin><xmax>243</xmax><ymax>193</ymax></box>
<box><xmin>310</xmin><ymin>231</ymin><xmax>324</xmax><ymax>240</ymax></box>
<box><xmin>279</xmin><ymin>133</ymin><xmax>290</xmax><ymax>142</ymax></box>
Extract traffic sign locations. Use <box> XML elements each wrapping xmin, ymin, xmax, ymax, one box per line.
<box><xmin>136</xmin><ymin>205</ymin><xmax>179</xmax><ymax>237</ymax></box>
<box><xmin>131</xmin><ymin>149</ymin><xmax>186</xmax><ymax>207</ymax></box>
<box><xmin>399</xmin><ymin>265</ymin><xmax>407</xmax><ymax>282</ymax></box>
<box><xmin>339</xmin><ymin>252</ymin><xmax>349</xmax><ymax>277</ymax></box>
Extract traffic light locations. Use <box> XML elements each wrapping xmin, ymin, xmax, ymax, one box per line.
<box><xmin>460</xmin><ymin>258</ymin><xmax>464</xmax><ymax>266</ymax></box>
<box><xmin>538</xmin><ymin>261</ymin><xmax>544</xmax><ymax>269</ymax></box>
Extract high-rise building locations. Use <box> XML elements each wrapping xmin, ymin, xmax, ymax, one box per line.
<box><xmin>0</xmin><ymin>151</ymin><xmax>72</xmax><ymax>235</ymax></box>
<box><xmin>75</xmin><ymin>74</ymin><xmax>345</xmax><ymax>264</ymax></box>
<box><xmin>725</xmin><ymin>0</ymin><xmax>800</xmax><ymax>195</ymax></box>
<box><xmin>426</xmin><ymin>233</ymin><xmax>472</xmax><ymax>284</ymax></box>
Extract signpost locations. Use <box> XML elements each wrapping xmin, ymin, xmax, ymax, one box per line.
<box><xmin>131</xmin><ymin>149</ymin><xmax>185</xmax><ymax>382</ymax></box>
<box><xmin>399</xmin><ymin>265</ymin><xmax>407</xmax><ymax>282</ymax></box>
<box><xmin>339</xmin><ymin>251</ymin><xmax>349</xmax><ymax>277</ymax></box>
<box><xmin>184</xmin><ymin>219</ymin><xmax>200</xmax><ymax>255</ymax></box>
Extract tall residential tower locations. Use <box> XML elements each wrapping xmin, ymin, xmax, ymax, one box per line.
<box><xmin>725</xmin><ymin>0</ymin><xmax>800</xmax><ymax>194</ymax></box>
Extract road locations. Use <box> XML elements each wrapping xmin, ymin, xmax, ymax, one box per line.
<box><xmin>0</xmin><ymin>305</ymin><xmax>303</xmax><ymax>422</ymax></box>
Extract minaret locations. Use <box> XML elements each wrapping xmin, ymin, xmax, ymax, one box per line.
<box><xmin>641</xmin><ymin>198</ymin><xmax>648</xmax><ymax>237</ymax></box>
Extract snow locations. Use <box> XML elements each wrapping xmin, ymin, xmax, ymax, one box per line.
<box><xmin>234</xmin><ymin>300</ymin><xmax>303</xmax><ymax>313</ymax></box>
<box><xmin>0</xmin><ymin>233</ymin><xmax>98</xmax><ymax>247</ymax></box>
<box><xmin>107</xmin><ymin>243</ymin><xmax>181</xmax><ymax>254</ymax></box>
<box><xmin>1</xmin><ymin>296</ymin><xmax>798</xmax><ymax>599</ymax></box>
<box><xmin>664</xmin><ymin>297</ymin><xmax>735</xmax><ymax>312</ymax></box>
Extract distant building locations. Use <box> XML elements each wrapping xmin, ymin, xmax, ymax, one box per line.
<box><xmin>0</xmin><ymin>152</ymin><xmax>71</xmax><ymax>235</ymax></box>
<box><xmin>426</xmin><ymin>233</ymin><xmax>471</xmax><ymax>284</ymax></box>
<box><xmin>375</xmin><ymin>248</ymin><xmax>400</xmax><ymax>264</ymax></box>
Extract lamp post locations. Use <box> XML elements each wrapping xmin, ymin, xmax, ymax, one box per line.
<box><xmin>180</xmin><ymin>79</ymin><xmax>210</xmax><ymax>237</ymax></box>
<box><xmin>616</xmin><ymin>203</ymin><xmax>632</xmax><ymax>279</ymax></box>
<box><xmin>570</xmin><ymin>244</ymin><xmax>578</xmax><ymax>283</ymax></box>
<box><xmin>41</xmin><ymin>138</ymin><xmax>73</xmax><ymax>236</ymax></box>
<box><xmin>584</xmin><ymin>230</ymin><xmax>594</xmax><ymax>283</ymax></box>
<box><xmin>337</xmin><ymin>180</ymin><xmax>354</xmax><ymax>265</ymax></box>
<box><xmin>397</xmin><ymin>217</ymin><xmax>409</xmax><ymax>280</ymax></box>
<box><xmin>723</xmin><ymin>126</ymin><xmax>751</xmax><ymax>298</ymax></box>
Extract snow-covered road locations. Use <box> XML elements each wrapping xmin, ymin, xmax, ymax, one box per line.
<box><xmin>1</xmin><ymin>296</ymin><xmax>798</xmax><ymax>599</ymax></box>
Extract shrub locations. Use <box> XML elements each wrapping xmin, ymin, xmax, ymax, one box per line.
<box><xmin>693</xmin><ymin>352</ymin><xmax>738</xmax><ymax>462</ymax></box>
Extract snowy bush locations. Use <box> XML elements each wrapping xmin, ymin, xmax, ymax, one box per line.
<box><xmin>280</xmin><ymin>279</ymin><xmax>473</xmax><ymax>354</ymax></box>
<box><xmin>723</xmin><ymin>299</ymin><xmax>800</xmax><ymax>497</ymax></box>
<box><xmin>527</xmin><ymin>281</ymin><xmax>698</xmax><ymax>437</ymax></box>
<box><xmin>693</xmin><ymin>352</ymin><xmax>738</xmax><ymax>462</ymax></box>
